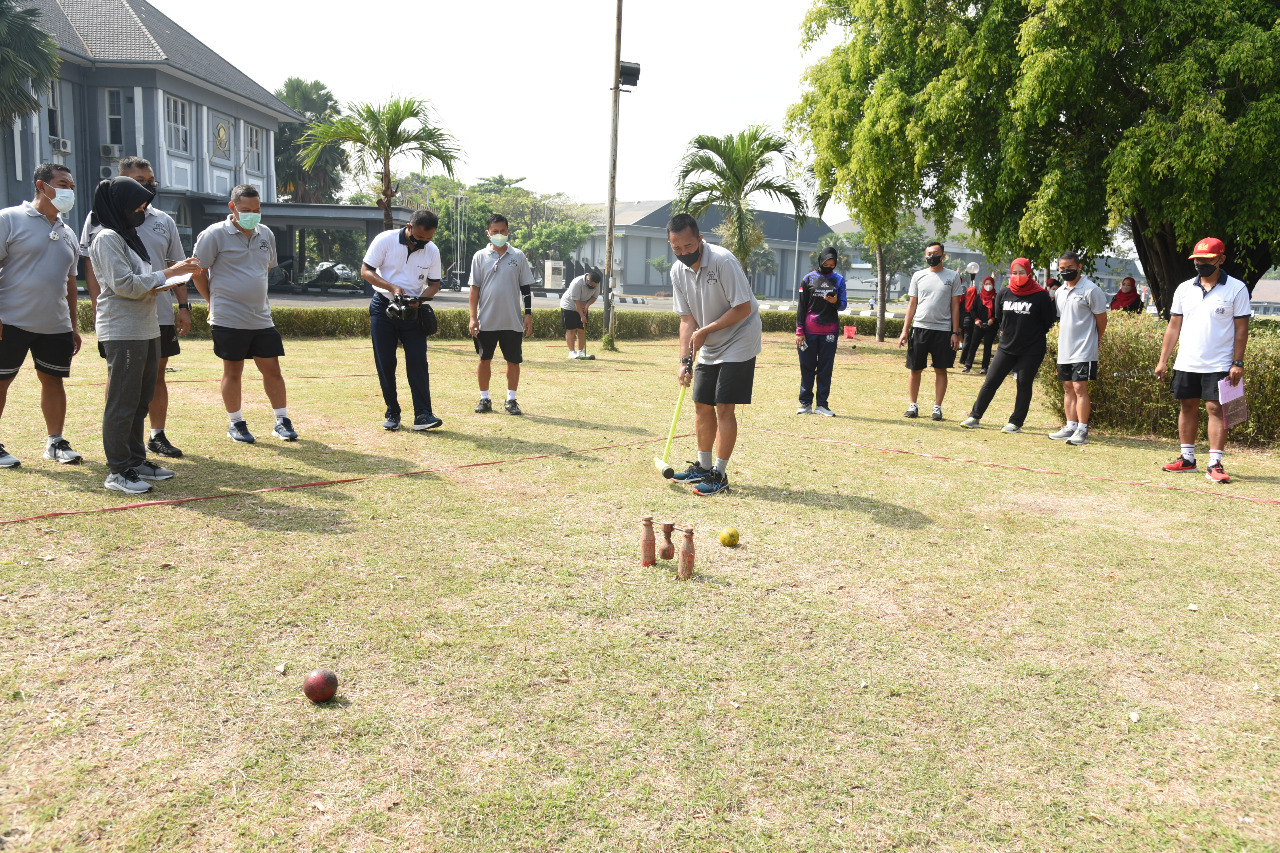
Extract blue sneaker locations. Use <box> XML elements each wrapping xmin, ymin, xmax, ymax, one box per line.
<box><xmin>228</xmin><ymin>421</ymin><xmax>255</xmax><ymax>444</ymax></box>
<box><xmin>693</xmin><ymin>470</ymin><xmax>730</xmax><ymax>496</ymax></box>
<box><xmin>273</xmin><ymin>418</ymin><xmax>299</xmax><ymax>441</ymax></box>
<box><xmin>413</xmin><ymin>413</ymin><xmax>443</xmax><ymax>431</ymax></box>
<box><xmin>383</xmin><ymin>416</ymin><xmax>401</xmax><ymax>431</ymax></box>
<box><xmin>672</xmin><ymin>461</ymin><xmax>713</xmax><ymax>483</ymax></box>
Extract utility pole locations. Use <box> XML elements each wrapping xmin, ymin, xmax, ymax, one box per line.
<box><xmin>603</xmin><ymin>0</ymin><xmax>624</xmax><ymax>336</ymax></box>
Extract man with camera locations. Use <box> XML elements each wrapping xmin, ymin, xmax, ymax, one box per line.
<box><xmin>361</xmin><ymin>210</ymin><xmax>443</xmax><ymax>432</ymax></box>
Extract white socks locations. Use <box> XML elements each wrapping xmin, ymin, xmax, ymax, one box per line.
<box><xmin>274</xmin><ymin>407</ymin><xmax>288</xmax><ymax>422</ymax></box>
<box><xmin>1066</xmin><ymin>421</ymin><xmax>1078</xmax><ymax>431</ymax></box>
<box><xmin>228</xmin><ymin>410</ymin><xmax>243</xmax><ymax>425</ymax></box>
<box><xmin>1181</xmin><ymin>444</ymin><xmax>1196</xmax><ymax>462</ymax></box>
<box><xmin>480</xmin><ymin>390</ymin><xmax>491</xmax><ymax>400</ymax></box>
<box><xmin>1210</xmin><ymin>449</ymin><xmax>1224</xmax><ymax>466</ymax></box>
<box><xmin>150</xmin><ymin>428</ymin><xmax>163</xmax><ymax>438</ymax></box>
<box><xmin>46</xmin><ymin>434</ymin><xmax>62</xmax><ymax>446</ymax></box>
<box><xmin>507</xmin><ymin>389</ymin><xmax>517</xmax><ymax>402</ymax></box>
<box><xmin>715</xmin><ymin>457</ymin><xmax>729</xmax><ymax>475</ymax></box>
<box><xmin>698</xmin><ymin>451</ymin><xmax>713</xmax><ymax>470</ymax></box>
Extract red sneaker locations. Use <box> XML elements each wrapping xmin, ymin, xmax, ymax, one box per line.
<box><xmin>1162</xmin><ymin>456</ymin><xmax>1197</xmax><ymax>473</ymax></box>
<box><xmin>1205</xmin><ymin>463</ymin><xmax>1231</xmax><ymax>484</ymax></box>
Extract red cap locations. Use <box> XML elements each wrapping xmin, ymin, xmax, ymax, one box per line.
<box><xmin>1188</xmin><ymin>237</ymin><xmax>1225</xmax><ymax>259</ymax></box>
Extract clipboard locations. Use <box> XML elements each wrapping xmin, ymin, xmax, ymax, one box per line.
<box><xmin>1217</xmin><ymin>377</ymin><xmax>1248</xmax><ymax>430</ymax></box>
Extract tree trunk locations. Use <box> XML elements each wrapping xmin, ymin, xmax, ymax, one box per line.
<box><xmin>875</xmin><ymin>242</ymin><xmax>888</xmax><ymax>342</ymax></box>
<box><xmin>379</xmin><ymin>162</ymin><xmax>395</xmax><ymax>231</ymax></box>
<box><xmin>297</xmin><ymin>228</ymin><xmax>307</xmax><ymax>284</ymax></box>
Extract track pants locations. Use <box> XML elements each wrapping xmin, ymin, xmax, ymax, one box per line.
<box><xmin>101</xmin><ymin>338</ymin><xmax>159</xmax><ymax>475</ymax></box>
<box><xmin>962</xmin><ymin>324</ymin><xmax>997</xmax><ymax>371</ymax></box>
<box><xmin>968</xmin><ymin>345</ymin><xmax>1046</xmax><ymax>428</ymax></box>
<box><xmin>797</xmin><ymin>332</ymin><xmax>838</xmax><ymax>408</ymax></box>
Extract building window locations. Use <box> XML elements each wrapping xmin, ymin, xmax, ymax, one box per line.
<box><xmin>106</xmin><ymin>89</ymin><xmax>124</xmax><ymax>145</ymax></box>
<box><xmin>246</xmin><ymin>125</ymin><xmax>263</xmax><ymax>173</ymax></box>
<box><xmin>165</xmin><ymin>96</ymin><xmax>190</xmax><ymax>154</ymax></box>
<box><xmin>47</xmin><ymin>81</ymin><xmax>60</xmax><ymax>138</ymax></box>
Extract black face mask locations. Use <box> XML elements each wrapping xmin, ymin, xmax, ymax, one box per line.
<box><xmin>124</xmin><ymin>208</ymin><xmax>147</xmax><ymax>228</ymax></box>
<box><xmin>926</xmin><ymin>254</ymin><xmax>942</xmax><ymax>267</ymax></box>
<box><xmin>1195</xmin><ymin>262</ymin><xmax>1218</xmax><ymax>278</ymax></box>
<box><xmin>406</xmin><ymin>230</ymin><xmax>427</xmax><ymax>251</ymax></box>
<box><xmin>1059</xmin><ymin>268</ymin><xmax>1079</xmax><ymax>282</ymax></box>
<box><xmin>675</xmin><ymin>246</ymin><xmax>702</xmax><ymax>267</ymax></box>
<box><xmin>820</xmin><ymin>266</ymin><xmax>836</xmax><ymax>276</ymax></box>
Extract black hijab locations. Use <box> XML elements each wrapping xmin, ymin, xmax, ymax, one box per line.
<box><xmin>90</xmin><ymin>177</ymin><xmax>154</xmax><ymax>265</ymax></box>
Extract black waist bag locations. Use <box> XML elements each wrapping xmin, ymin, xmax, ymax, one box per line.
<box><xmin>418</xmin><ymin>303</ymin><xmax>437</xmax><ymax>336</ymax></box>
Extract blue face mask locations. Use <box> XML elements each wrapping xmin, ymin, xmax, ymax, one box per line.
<box><xmin>236</xmin><ymin>211</ymin><xmax>262</xmax><ymax>231</ymax></box>
<box><xmin>489</xmin><ymin>233</ymin><xmax>508</xmax><ymax>248</ymax></box>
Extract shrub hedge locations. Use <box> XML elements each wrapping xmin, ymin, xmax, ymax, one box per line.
<box><xmin>1036</xmin><ymin>313</ymin><xmax>1280</xmax><ymax>445</ymax></box>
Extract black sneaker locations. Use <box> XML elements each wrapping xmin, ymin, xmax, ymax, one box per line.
<box><xmin>383</xmin><ymin>415</ymin><xmax>400</xmax><ymax>431</ymax></box>
<box><xmin>504</xmin><ymin>398</ymin><xmax>523</xmax><ymax>416</ymax></box>
<box><xmin>146</xmin><ymin>431</ymin><xmax>183</xmax><ymax>458</ymax></box>
<box><xmin>931</xmin><ymin>406</ymin><xmax>943</xmax><ymax>421</ymax></box>
<box><xmin>904</xmin><ymin>404</ymin><xmax>919</xmax><ymax>419</ymax></box>
<box><xmin>228</xmin><ymin>420</ymin><xmax>256</xmax><ymax>444</ymax></box>
<box><xmin>413</xmin><ymin>413</ymin><xmax>443</xmax><ymax>431</ymax></box>
<box><xmin>693</xmin><ymin>470</ymin><xmax>730</xmax><ymax>496</ymax></box>
<box><xmin>672</xmin><ymin>461</ymin><xmax>712</xmax><ymax>483</ymax></box>
<box><xmin>273</xmin><ymin>418</ymin><xmax>299</xmax><ymax>441</ymax></box>
<box><xmin>475</xmin><ymin>397</ymin><xmax>493</xmax><ymax>413</ymax></box>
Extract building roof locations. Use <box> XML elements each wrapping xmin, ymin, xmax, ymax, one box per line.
<box><xmin>831</xmin><ymin>209</ymin><xmax>978</xmax><ymax>252</ymax></box>
<box><xmin>587</xmin><ymin>200</ymin><xmax>833</xmax><ymax>245</ymax></box>
<box><xmin>23</xmin><ymin>0</ymin><xmax>302</xmax><ymax>122</ymax></box>
<box><xmin>1253</xmin><ymin>279</ymin><xmax>1280</xmax><ymax>303</ymax></box>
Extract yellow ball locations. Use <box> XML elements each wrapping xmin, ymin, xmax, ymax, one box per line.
<box><xmin>718</xmin><ymin>527</ymin><xmax>740</xmax><ymax>547</ymax></box>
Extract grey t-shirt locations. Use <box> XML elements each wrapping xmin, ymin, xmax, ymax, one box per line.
<box><xmin>0</xmin><ymin>202</ymin><xmax>78</xmax><ymax>335</ymax></box>
<box><xmin>559</xmin><ymin>275</ymin><xmax>600</xmax><ymax>311</ymax></box>
<box><xmin>81</xmin><ymin>206</ymin><xmax>184</xmax><ymax>327</ymax></box>
<box><xmin>670</xmin><ymin>241</ymin><xmax>762</xmax><ymax>364</ymax></box>
<box><xmin>470</xmin><ymin>244</ymin><xmax>534</xmax><ymax>333</ymax></box>
<box><xmin>908</xmin><ymin>267</ymin><xmax>966</xmax><ymax>332</ymax></box>
<box><xmin>193</xmin><ymin>217</ymin><xmax>277</xmax><ymax>330</ymax></box>
<box><xmin>1055</xmin><ymin>276</ymin><xmax>1110</xmax><ymax>364</ymax></box>
<box><xmin>88</xmin><ymin>229</ymin><xmax>166</xmax><ymax>342</ymax></box>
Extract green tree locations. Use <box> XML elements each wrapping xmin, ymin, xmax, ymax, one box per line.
<box><xmin>513</xmin><ymin>219</ymin><xmax>593</xmax><ymax>271</ymax></box>
<box><xmin>844</xmin><ymin>212</ymin><xmax>930</xmax><ymax>296</ymax></box>
<box><xmin>674</xmin><ymin>126</ymin><xmax>806</xmax><ymax>264</ymax></box>
<box><xmin>647</xmin><ymin>256</ymin><xmax>672</xmax><ymax>292</ymax></box>
<box><xmin>302</xmin><ymin>97</ymin><xmax>460</xmax><ymax>231</ymax></box>
<box><xmin>808</xmin><ymin>232</ymin><xmax>857</xmax><ymax>272</ymax></box>
<box><xmin>274</xmin><ymin>78</ymin><xmax>346</xmax><ymax>283</ymax></box>
<box><xmin>746</xmin><ymin>244</ymin><xmax>777</xmax><ymax>293</ymax></box>
<box><xmin>0</xmin><ymin>0</ymin><xmax>60</xmax><ymax>126</ymax></box>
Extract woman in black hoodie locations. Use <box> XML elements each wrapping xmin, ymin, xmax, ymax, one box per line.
<box><xmin>960</xmin><ymin>258</ymin><xmax>1057</xmax><ymax>433</ymax></box>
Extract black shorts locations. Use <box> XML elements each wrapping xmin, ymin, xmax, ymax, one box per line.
<box><xmin>1171</xmin><ymin>370</ymin><xmax>1229</xmax><ymax>402</ymax></box>
<box><xmin>0</xmin><ymin>326</ymin><xmax>74</xmax><ymax>379</ymax></box>
<box><xmin>1056</xmin><ymin>361</ymin><xmax>1098</xmax><ymax>382</ymax></box>
<box><xmin>561</xmin><ymin>308</ymin><xmax>584</xmax><ymax>331</ymax></box>
<box><xmin>98</xmin><ymin>325</ymin><xmax>181</xmax><ymax>360</ymax></box>
<box><xmin>473</xmin><ymin>329</ymin><xmax>524</xmax><ymax>363</ymax></box>
<box><xmin>905</xmin><ymin>328</ymin><xmax>957</xmax><ymax>370</ymax></box>
<box><xmin>211</xmin><ymin>325</ymin><xmax>285</xmax><ymax>362</ymax></box>
<box><xmin>692</xmin><ymin>358</ymin><xmax>756</xmax><ymax>406</ymax></box>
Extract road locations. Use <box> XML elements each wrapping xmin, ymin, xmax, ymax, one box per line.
<box><xmin>179</xmin><ymin>289</ymin><xmax>675</xmax><ymax>313</ymax></box>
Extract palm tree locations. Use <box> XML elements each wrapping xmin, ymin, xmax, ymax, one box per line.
<box><xmin>302</xmin><ymin>97</ymin><xmax>460</xmax><ymax>231</ymax></box>
<box><xmin>274</xmin><ymin>78</ymin><xmax>346</xmax><ymax>276</ymax></box>
<box><xmin>674</xmin><ymin>126</ymin><xmax>806</xmax><ymax>264</ymax></box>
<box><xmin>0</xmin><ymin>0</ymin><xmax>61</xmax><ymax>126</ymax></box>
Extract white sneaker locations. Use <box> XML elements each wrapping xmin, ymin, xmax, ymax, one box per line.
<box><xmin>1001</xmin><ymin>423</ymin><xmax>1021</xmax><ymax>434</ymax></box>
<box><xmin>43</xmin><ymin>438</ymin><xmax>82</xmax><ymax>464</ymax></box>
<box><xmin>960</xmin><ymin>416</ymin><xmax>981</xmax><ymax>429</ymax></box>
<box><xmin>814</xmin><ymin>406</ymin><xmax>835</xmax><ymax>417</ymax></box>
<box><xmin>104</xmin><ymin>468</ymin><xmax>152</xmax><ymax>494</ymax></box>
<box><xmin>1066</xmin><ymin>427</ymin><xmax>1089</xmax><ymax>446</ymax></box>
<box><xmin>1048</xmin><ymin>425</ymin><xmax>1076</xmax><ymax>440</ymax></box>
<box><xmin>796</xmin><ymin>404</ymin><xmax>812</xmax><ymax>415</ymax></box>
<box><xmin>135</xmin><ymin>459</ymin><xmax>176</xmax><ymax>480</ymax></box>
<box><xmin>567</xmin><ymin>351</ymin><xmax>580</xmax><ymax>359</ymax></box>
<box><xmin>0</xmin><ymin>444</ymin><xmax>19</xmax><ymax>468</ymax></box>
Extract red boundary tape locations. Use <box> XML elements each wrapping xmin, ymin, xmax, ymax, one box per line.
<box><xmin>0</xmin><ymin>432</ymin><xmax>695</xmax><ymax>526</ymax></box>
<box><xmin>749</xmin><ymin>427</ymin><xmax>1280</xmax><ymax>508</ymax></box>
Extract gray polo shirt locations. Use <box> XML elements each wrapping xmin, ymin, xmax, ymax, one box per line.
<box><xmin>88</xmin><ymin>229</ymin><xmax>166</xmax><ymax>342</ymax></box>
<box><xmin>908</xmin><ymin>267</ymin><xmax>965</xmax><ymax>332</ymax></box>
<box><xmin>81</xmin><ymin>206</ymin><xmax>184</xmax><ymax>327</ymax></box>
<box><xmin>671</xmin><ymin>240</ymin><xmax>762</xmax><ymax>364</ymax></box>
<box><xmin>470</xmin><ymin>244</ymin><xmax>534</xmax><ymax>333</ymax></box>
<box><xmin>559</xmin><ymin>275</ymin><xmax>600</xmax><ymax>311</ymax></box>
<box><xmin>0</xmin><ymin>202</ymin><xmax>78</xmax><ymax>335</ymax></box>
<box><xmin>193</xmin><ymin>216</ymin><xmax>277</xmax><ymax>330</ymax></box>
<box><xmin>1054</xmin><ymin>276</ymin><xmax>1109</xmax><ymax>364</ymax></box>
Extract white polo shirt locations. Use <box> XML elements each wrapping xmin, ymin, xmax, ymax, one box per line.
<box><xmin>362</xmin><ymin>227</ymin><xmax>441</xmax><ymax>298</ymax></box>
<box><xmin>0</xmin><ymin>202</ymin><xmax>79</xmax><ymax>334</ymax></box>
<box><xmin>1170</xmin><ymin>273</ymin><xmax>1252</xmax><ymax>373</ymax></box>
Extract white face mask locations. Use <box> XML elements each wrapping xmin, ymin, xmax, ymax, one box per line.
<box><xmin>45</xmin><ymin>185</ymin><xmax>76</xmax><ymax>213</ymax></box>
<box><xmin>489</xmin><ymin>233</ymin><xmax>508</xmax><ymax>248</ymax></box>
<box><xmin>983</xmin><ymin>284</ymin><xmax>993</xmax><ymax>291</ymax></box>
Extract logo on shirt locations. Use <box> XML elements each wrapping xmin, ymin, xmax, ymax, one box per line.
<box><xmin>1004</xmin><ymin>300</ymin><xmax>1033</xmax><ymax>314</ymax></box>
<box><xmin>258</xmin><ymin>240</ymin><xmax>270</xmax><ymax>251</ymax></box>
<box><xmin>151</xmin><ymin>222</ymin><xmax>166</xmax><ymax>235</ymax></box>
<box><xmin>1215</xmin><ymin>305</ymin><xmax>1228</xmax><ymax>315</ymax></box>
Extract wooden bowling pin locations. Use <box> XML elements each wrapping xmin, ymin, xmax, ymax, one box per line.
<box><xmin>640</xmin><ymin>516</ymin><xmax>656</xmax><ymax>567</ymax></box>
<box><xmin>677</xmin><ymin>526</ymin><xmax>695</xmax><ymax>580</ymax></box>
<box><xmin>660</xmin><ymin>522</ymin><xmax>676</xmax><ymax>561</ymax></box>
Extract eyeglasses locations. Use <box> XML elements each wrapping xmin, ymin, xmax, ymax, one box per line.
<box><xmin>140</xmin><ymin>182</ymin><xmax>159</xmax><ymax>192</ymax></box>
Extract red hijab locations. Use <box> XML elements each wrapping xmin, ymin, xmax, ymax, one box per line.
<box><xmin>964</xmin><ymin>275</ymin><xmax>998</xmax><ymax>312</ymax></box>
<box><xmin>1111</xmin><ymin>276</ymin><xmax>1140</xmax><ymax>310</ymax></box>
<box><xmin>1007</xmin><ymin>258</ymin><xmax>1042</xmax><ymax>296</ymax></box>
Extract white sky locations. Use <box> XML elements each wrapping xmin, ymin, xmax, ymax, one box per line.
<box><xmin>147</xmin><ymin>0</ymin><xmax>851</xmax><ymax>224</ymax></box>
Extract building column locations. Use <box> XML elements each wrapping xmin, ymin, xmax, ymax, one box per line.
<box><xmin>200</xmin><ymin>105</ymin><xmax>210</xmax><ymax>193</ymax></box>
<box><xmin>12</xmin><ymin>120</ymin><xmax>21</xmax><ymax>183</ymax></box>
<box><xmin>266</xmin><ymin>129</ymin><xmax>275</xmax><ymax>202</ymax></box>
<box><xmin>154</xmin><ymin>89</ymin><xmax>168</xmax><ymax>185</ymax></box>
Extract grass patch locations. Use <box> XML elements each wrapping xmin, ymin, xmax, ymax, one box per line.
<box><xmin>0</xmin><ymin>333</ymin><xmax>1277</xmax><ymax>851</ymax></box>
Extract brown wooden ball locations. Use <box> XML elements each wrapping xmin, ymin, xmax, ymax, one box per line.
<box><xmin>303</xmin><ymin>669</ymin><xmax>338</xmax><ymax>703</ymax></box>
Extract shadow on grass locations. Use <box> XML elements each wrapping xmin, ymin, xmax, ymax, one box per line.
<box><xmin>732</xmin><ymin>483</ymin><xmax>932</xmax><ymax>529</ymax></box>
<box><xmin>248</xmin><ymin>437</ymin><xmax>418</xmax><ymax>475</ymax></box>
<box><xmin>450</xmin><ymin>431</ymin><xmax>577</xmax><ymax>459</ymax></box>
<box><xmin>522</xmin><ymin>413</ymin><xmax>653</xmax><ymax>436</ymax></box>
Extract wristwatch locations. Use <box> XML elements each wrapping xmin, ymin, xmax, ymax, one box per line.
<box><xmin>1231</xmin><ymin>360</ymin><xmax>1245</xmax><ymax>368</ymax></box>
<box><xmin>178</xmin><ymin>302</ymin><xmax>191</xmax><ymax>310</ymax></box>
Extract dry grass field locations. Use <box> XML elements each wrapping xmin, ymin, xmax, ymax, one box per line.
<box><xmin>1</xmin><ymin>331</ymin><xmax>1277</xmax><ymax>851</ymax></box>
